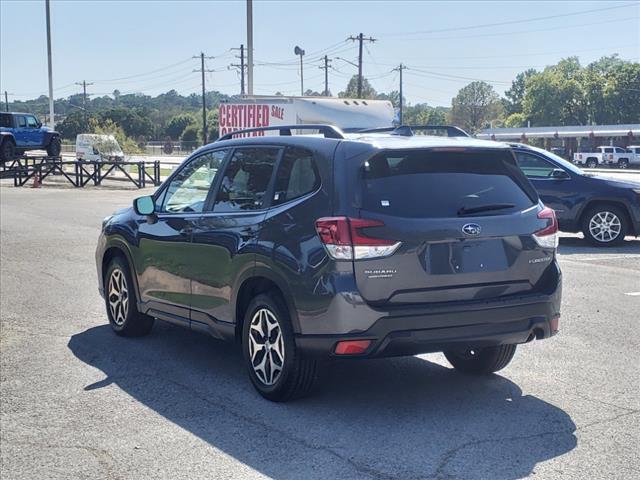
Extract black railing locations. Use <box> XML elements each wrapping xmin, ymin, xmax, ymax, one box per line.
<box><xmin>11</xmin><ymin>158</ymin><xmax>161</xmax><ymax>189</ymax></box>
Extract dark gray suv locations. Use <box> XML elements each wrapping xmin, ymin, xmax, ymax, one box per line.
<box><xmin>96</xmin><ymin>125</ymin><xmax>562</xmax><ymax>401</ymax></box>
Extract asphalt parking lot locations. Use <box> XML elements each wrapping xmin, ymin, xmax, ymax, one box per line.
<box><xmin>1</xmin><ymin>184</ymin><xmax>639</xmax><ymax>480</ymax></box>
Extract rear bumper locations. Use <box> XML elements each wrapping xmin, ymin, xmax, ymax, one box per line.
<box><xmin>296</xmin><ymin>264</ymin><xmax>562</xmax><ymax>358</ymax></box>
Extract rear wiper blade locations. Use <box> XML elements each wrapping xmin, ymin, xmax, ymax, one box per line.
<box><xmin>457</xmin><ymin>203</ymin><xmax>515</xmax><ymax>216</ymax></box>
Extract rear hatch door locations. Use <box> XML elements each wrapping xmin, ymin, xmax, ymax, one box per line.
<box><xmin>349</xmin><ymin>147</ymin><xmax>553</xmax><ymax>306</ymax></box>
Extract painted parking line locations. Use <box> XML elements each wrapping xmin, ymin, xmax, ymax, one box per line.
<box><xmin>624</xmin><ymin>292</ymin><xmax>640</xmax><ymax>296</ymax></box>
<box><xmin>558</xmin><ymin>254</ymin><xmax>640</xmax><ymax>261</ymax></box>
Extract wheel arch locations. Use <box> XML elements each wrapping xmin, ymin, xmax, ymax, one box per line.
<box><xmin>101</xmin><ymin>241</ymin><xmax>142</xmax><ymax>303</ymax></box>
<box><xmin>233</xmin><ymin>267</ymin><xmax>299</xmax><ymax>343</ymax></box>
<box><xmin>0</xmin><ymin>132</ymin><xmax>15</xmax><ymax>145</ymax></box>
<box><xmin>578</xmin><ymin>199</ymin><xmax>635</xmax><ymax>236</ymax></box>
<box><xmin>43</xmin><ymin>131</ymin><xmax>61</xmax><ymax>148</ymax></box>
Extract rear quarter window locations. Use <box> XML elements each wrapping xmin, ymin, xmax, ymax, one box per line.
<box><xmin>357</xmin><ymin>149</ymin><xmax>537</xmax><ymax>218</ymax></box>
<box><xmin>0</xmin><ymin>114</ymin><xmax>12</xmax><ymax>128</ymax></box>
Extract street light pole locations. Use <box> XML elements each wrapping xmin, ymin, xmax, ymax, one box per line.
<box><xmin>246</xmin><ymin>0</ymin><xmax>253</xmax><ymax>95</ymax></box>
<box><xmin>294</xmin><ymin>46</ymin><xmax>305</xmax><ymax>96</ymax></box>
<box><xmin>45</xmin><ymin>0</ymin><xmax>54</xmax><ymax>127</ymax></box>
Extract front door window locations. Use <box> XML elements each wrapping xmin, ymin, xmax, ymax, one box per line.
<box><xmin>158</xmin><ymin>150</ymin><xmax>227</xmax><ymax>213</ymax></box>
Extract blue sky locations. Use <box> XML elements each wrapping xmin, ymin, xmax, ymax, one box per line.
<box><xmin>1</xmin><ymin>0</ymin><xmax>638</xmax><ymax>107</ymax></box>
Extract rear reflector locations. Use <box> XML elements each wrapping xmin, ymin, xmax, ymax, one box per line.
<box><xmin>533</xmin><ymin>206</ymin><xmax>559</xmax><ymax>249</ymax></box>
<box><xmin>334</xmin><ymin>340</ymin><xmax>372</xmax><ymax>355</ymax></box>
<box><xmin>550</xmin><ymin>315</ymin><xmax>560</xmax><ymax>334</ymax></box>
<box><xmin>315</xmin><ymin>217</ymin><xmax>401</xmax><ymax>260</ymax></box>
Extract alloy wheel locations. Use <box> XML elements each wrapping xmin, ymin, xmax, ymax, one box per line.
<box><xmin>589</xmin><ymin>211</ymin><xmax>622</xmax><ymax>243</ymax></box>
<box><xmin>108</xmin><ymin>268</ymin><xmax>129</xmax><ymax>325</ymax></box>
<box><xmin>248</xmin><ymin>308</ymin><xmax>285</xmax><ymax>386</ymax></box>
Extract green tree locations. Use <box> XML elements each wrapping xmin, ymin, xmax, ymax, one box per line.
<box><xmin>403</xmin><ymin>103</ymin><xmax>447</xmax><ymax>125</ymax></box>
<box><xmin>503</xmin><ymin>69</ymin><xmax>537</xmax><ymax>115</ymax></box>
<box><xmin>56</xmin><ymin>110</ymin><xmax>94</xmax><ymax>139</ymax></box>
<box><xmin>503</xmin><ymin>113</ymin><xmax>527</xmax><ymax>128</ymax></box>
<box><xmin>376</xmin><ymin>91</ymin><xmax>401</xmax><ymax>109</ymax></box>
<box><xmin>338</xmin><ymin>75</ymin><xmax>377</xmax><ymax>99</ymax></box>
<box><xmin>180</xmin><ymin>124</ymin><xmax>200</xmax><ymax>150</ymax></box>
<box><xmin>604</xmin><ymin>62</ymin><xmax>640</xmax><ymax>124</ymax></box>
<box><xmin>450</xmin><ymin>81</ymin><xmax>502</xmax><ymax>133</ymax></box>
<box><xmin>88</xmin><ymin>118</ymin><xmax>142</xmax><ymax>154</ymax></box>
<box><xmin>165</xmin><ymin>113</ymin><xmax>196</xmax><ymax>140</ymax></box>
<box><xmin>521</xmin><ymin>58</ymin><xmax>587</xmax><ymax>126</ymax></box>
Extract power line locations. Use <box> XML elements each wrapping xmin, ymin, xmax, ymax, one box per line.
<box><xmin>319</xmin><ymin>55</ymin><xmax>332</xmax><ymax>96</ymax></box>
<box><xmin>74</xmin><ymin>80</ymin><xmax>93</xmax><ymax>128</ymax></box>
<box><xmin>89</xmin><ymin>58</ymin><xmax>194</xmax><ymax>83</ymax></box>
<box><xmin>385</xmin><ymin>15</ymin><xmax>639</xmax><ymax>42</ymax></box>
<box><xmin>229</xmin><ymin>44</ymin><xmax>246</xmax><ymax>95</ymax></box>
<box><xmin>393</xmin><ymin>64</ymin><xmax>407</xmax><ymax>123</ymax></box>
<box><xmin>193</xmin><ymin>53</ymin><xmax>215</xmax><ymax>143</ymax></box>
<box><xmin>377</xmin><ymin>3</ymin><xmax>638</xmax><ymax>38</ymax></box>
<box><xmin>347</xmin><ymin>33</ymin><xmax>376</xmax><ymax>97</ymax></box>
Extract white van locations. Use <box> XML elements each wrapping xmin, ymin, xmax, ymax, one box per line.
<box><xmin>76</xmin><ymin>134</ymin><xmax>124</xmax><ymax>162</ymax></box>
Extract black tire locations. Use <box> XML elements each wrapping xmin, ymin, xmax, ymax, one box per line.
<box><xmin>586</xmin><ymin>159</ymin><xmax>598</xmax><ymax>169</ymax></box>
<box><xmin>617</xmin><ymin>159</ymin><xmax>629</xmax><ymax>169</ymax></box>
<box><xmin>104</xmin><ymin>257</ymin><xmax>154</xmax><ymax>337</ymax></box>
<box><xmin>581</xmin><ymin>204</ymin><xmax>628</xmax><ymax>246</ymax></box>
<box><xmin>242</xmin><ymin>293</ymin><xmax>318</xmax><ymax>402</ymax></box>
<box><xmin>0</xmin><ymin>138</ymin><xmax>16</xmax><ymax>162</ymax></box>
<box><xmin>444</xmin><ymin>344</ymin><xmax>517</xmax><ymax>374</ymax></box>
<box><xmin>46</xmin><ymin>136</ymin><xmax>61</xmax><ymax>157</ymax></box>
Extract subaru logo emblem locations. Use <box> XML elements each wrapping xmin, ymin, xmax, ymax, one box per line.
<box><xmin>462</xmin><ymin>223</ymin><xmax>481</xmax><ymax>236</ymax></box>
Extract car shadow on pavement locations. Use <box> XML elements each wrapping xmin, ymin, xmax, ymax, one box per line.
<box><xmin>69</xmin><ymin>323</ymin><xmax>576</xmax><ymax>480</ymax></box>
<box><xmin>558</xmin><ymin>236</ymin><xmax>640</xmax><ymax>255</ymax></box>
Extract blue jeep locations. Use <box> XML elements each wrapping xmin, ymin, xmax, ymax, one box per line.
<box><xmin>0</xmin><ymin>112</ymin><xmax>62</xmax><ymax>162</ymax></box>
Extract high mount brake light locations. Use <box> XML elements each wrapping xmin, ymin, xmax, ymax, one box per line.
<box><xmin>315</xmin><ymin>217</ymin><xmax>401</xmax><ymax>260</ymax></box>
<box><xmin>533</xmin><ymin>207</ymin><xmax>558</xmax><ymax>249</ymax></box>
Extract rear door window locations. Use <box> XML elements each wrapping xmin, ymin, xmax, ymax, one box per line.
<box><xmin>213</xmin><ymin>147</ymin><xmax>280</xmax><ymax>212</ymax></box>
<box><xmin>15</xmin><ymin>116</ymin><xmax>26</xmax><ymax>128</ymax></box>
<box><xmin>0</xmin><ymin>114</ymin><xmax>12</xmax><ymax>128</ymax></box>
<box><xmin>272</xmin><ymin>147</ymin><xmax>320</xmax><ymax>205</ymax></box>
<box><xmin>515</xmin><ymin>151</ymin><xmax>557</xmax><ymax>178</ymax></box>
<box><xmin>358</xmin><ymin>149</ymin><xmax>536</xmax><ymax>218</ymax></box>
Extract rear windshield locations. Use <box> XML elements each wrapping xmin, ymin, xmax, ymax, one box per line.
<box><xmin>357</xmin><ymin>149</ymin><xmax>536</xmax><ymax>218</ymax></box>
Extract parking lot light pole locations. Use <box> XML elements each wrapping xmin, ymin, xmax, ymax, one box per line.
<box><xmin>45</xmin><ymin>0</ymin><xmax>54</xmax><ymax>127</ymax></box>
<box><xmin>294</xmin><ymin>46</ymin><xmax>305</xmax><ymax>96</ymax></box>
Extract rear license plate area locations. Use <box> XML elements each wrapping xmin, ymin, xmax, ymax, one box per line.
<box><xmin>427</xmin><ymin>240</ymin><xmax>508</xmax><ymax>274</ymax></box>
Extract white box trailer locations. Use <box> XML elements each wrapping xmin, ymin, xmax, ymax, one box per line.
<box><xmin>218</xmin><ymin>96</ymin><xmax>394</xmax><ymax>137</ymax></box>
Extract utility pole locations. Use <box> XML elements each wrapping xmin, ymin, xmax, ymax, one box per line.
<box><xmin>193</xmin><ymin>53</ymin><xmax>215</xmax><ymax>143</ymax></box>
<box><xmin>319</xmin><ymin>55</ymin><xmax>332</xmax><ymax>96</ymax></box>
<box><xmin>45</xmin><ymin>0</ymin><xmax>54</xmax><ymax>127</ymax></box>
<box><xmin>74</xmin><ymin>80</ymin><xmax>93</xmax><ymax>129</ymax></box>
<box><xmin>347</xmin><ymin>33</ymin><xmax>376</xmax><ymax>98</ymax></box>
<box><xmin>246</xmin><ymin>0</ymin><xmax>254</xmax><ymax>95</ymax></box>
<box><xmin>229</xmin><ymin>44</ymin><xmax>246</xmax><ymax>95</ymax></box>
<box><xmin>294</xmin><ymin>46</ymin><xmax>305</xmax><ymax>96</ymax></box>
<box><xmin>4</xmin><ymin>91</ymin><xmax>9</xmax><ymax>112</ymax></box>
<box><xmin>393</xmin><ymin>63</ymin><xmax>407</xmax><ymax>124</ymax></box>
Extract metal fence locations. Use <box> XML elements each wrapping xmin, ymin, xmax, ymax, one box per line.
<box><xmin>7</xmin><ymin>156</ymin><xmax>161</xmax><ymax>189</ymax></box>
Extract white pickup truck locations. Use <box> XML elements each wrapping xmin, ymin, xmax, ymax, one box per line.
<box><xmin>573</xmin><ymin>146</ymin><xmax>634</xmax><ymax>169</ymax></box>
<box><xmin>625</xmin><ymin>146</ymin><xmax>640</xmax><ymax>167</ymax></box>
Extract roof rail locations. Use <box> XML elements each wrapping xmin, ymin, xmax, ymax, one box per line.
<box><xmin>216</xmin><ymin>124</ymin><xmax>345</xmax><ymax>142</ymax></box>
<box><xmin>357</xmin><ymin>125</ymin><xmax>470</xmax><ymax>138</ymax></box>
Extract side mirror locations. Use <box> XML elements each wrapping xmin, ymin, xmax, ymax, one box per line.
<box><xmin>133</xmin><ymin>195</ymin><xmax>155</xmax><ymax>216</ymax></box>
<box><xmin>550</xmin><ymin>169</ymin><xmax>570</xmax><ymax>179</ymax></box>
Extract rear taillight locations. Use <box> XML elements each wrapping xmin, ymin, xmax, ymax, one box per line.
<box><xmin>315</xmin><ymin>217</ymin><xmax>401</xmax><ymax>260</ymax></box>
<box><xmin>533</xmin><ymin>207</ymin><xmax>558</xmax><ymax>249</ymax></box>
